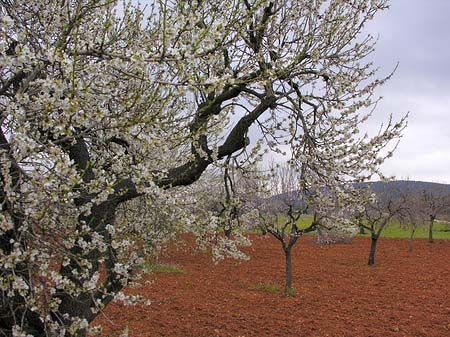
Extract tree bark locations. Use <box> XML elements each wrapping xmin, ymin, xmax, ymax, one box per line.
<box><xmin>359</xmin><ymin>224</ymin><xmax>366</xmax><ymax>235</ymax></box>
<box><xmin>428</xmin><ymin>215</ymin><xmax>435</xmax><ymax>243</ymax></box>
<box><xmin>55</xmin><ymin>201</ymin><xmax>121</xmax><ymax>337</ymax></box>
<box><xmin>0</xmin><ymin>129</ymin><xmax>47</xmax><ymax>336</ymax></box>
<box><xmin>368</xmin><ymin>236</ymin><xmax>378</xmax><ymax>266</ymax></box>
<box><xmin>408</xmin><ymin>226</ymin><xmax>416</xmax><ymax>253</ymax></box>
<box><xmin>284</xmin><ymin>248</ymin><xmax>294</xmax><ymax>296</ymax></box>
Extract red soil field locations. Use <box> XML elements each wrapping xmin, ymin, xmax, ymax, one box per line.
<box><xmin>91</xmin><ymin>236</ymin><xmax>450</xmax><ymax>337</ymax></box>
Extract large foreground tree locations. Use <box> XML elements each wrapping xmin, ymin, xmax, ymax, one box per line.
<box><xmin>0</xmin><ymin>1</ymin><xmax>405</xmax><ymax>335</ymax></box>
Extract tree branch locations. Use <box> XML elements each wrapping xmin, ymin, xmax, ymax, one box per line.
<box><xmin>113</xmin><ymin>97</ymin><xmax>276</xmax><ymax>203</ymax></box>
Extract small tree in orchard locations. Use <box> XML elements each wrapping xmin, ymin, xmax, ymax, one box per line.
<box><xmin>244</xmin><ymin>163</ymin><xmax>318</xmax><ymax>296</ymax></box>
<box><xmin>420</xmin><ymin>187</ymin><xmax>450</xmax><ymax>243</ymax></box>
<box><xmin>241</xmin><ymin>157</ymin><xmax>365</xmax><ymax>294</ymax></box>
<box><xmin>360</xmin><ymin>186</ymin><xmax>405</xmax><ymax>266</ymax></box>
<box><xmin>396</xmin><ymin>183</ymin><xmax>427</xmax><ymax>252</ymax></box>
<box><xmin>1</xmin><ymin>1</ymin><xmax>405</xmax><ymax>335</ymax></box>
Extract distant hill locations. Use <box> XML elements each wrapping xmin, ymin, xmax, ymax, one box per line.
<box><xmin>271</xmin><ymin>180</ymin><xmax>450</xmax><ymax>205</ymax></box>
<box><xmin>359</xmin><ymin>180</ymin><xmax>450</xmax><ymax>196</ymax></box>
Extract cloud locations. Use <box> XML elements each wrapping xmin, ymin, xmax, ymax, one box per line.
<box><xmin>364</xmin><ymin>0</ymin><xmax>450</xmax><ymax>182</ymax></box>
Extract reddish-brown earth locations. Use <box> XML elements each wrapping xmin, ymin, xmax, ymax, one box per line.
<box><xmin>91</xmin><ymin>236</ymin><xmax>450</xmax><ymax>337</ymax></box>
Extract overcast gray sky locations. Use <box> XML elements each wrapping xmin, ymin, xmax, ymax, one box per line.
<box><xmin>367</xmin><ymin>0</ymin><xmax>450</xmax><ymax>183</ymax></box>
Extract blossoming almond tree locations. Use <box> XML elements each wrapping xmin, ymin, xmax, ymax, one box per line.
<box><xmin>0</xmin><ymin>1</ymin><xmax>405</xmax><ymax>336</ymax></box>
